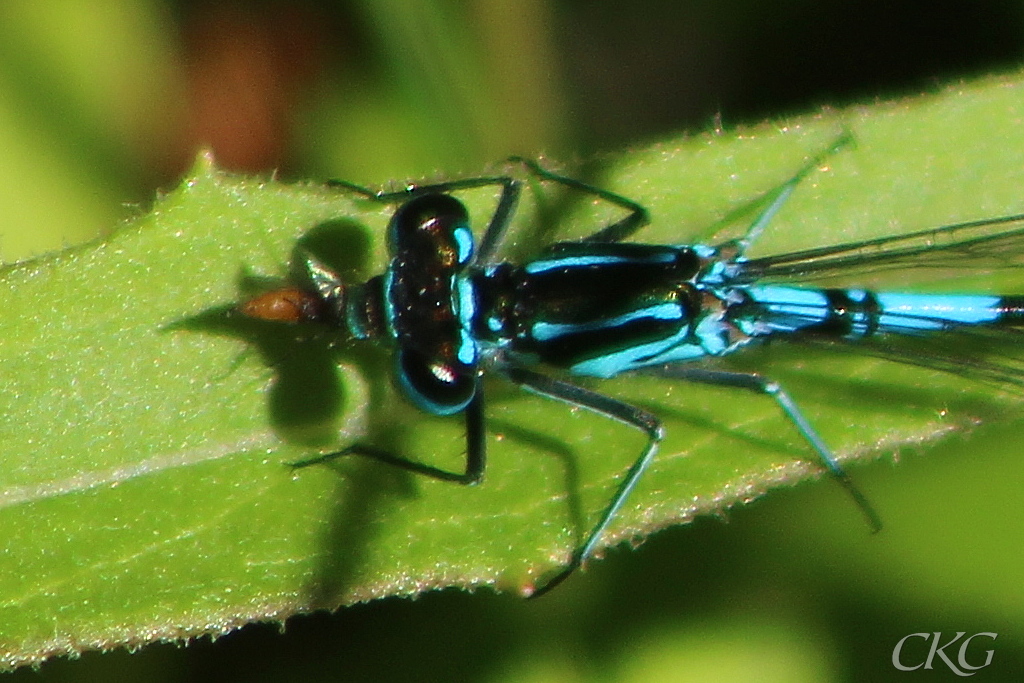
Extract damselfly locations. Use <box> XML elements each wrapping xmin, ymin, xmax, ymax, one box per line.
<box><xmin>241</xmin><ymin>138</ymin><xmax>1024</xmax><ymax>596</ymax></box>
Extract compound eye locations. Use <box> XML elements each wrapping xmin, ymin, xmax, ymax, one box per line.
<box><xmin>388</xmin><ymin>193</ymin><xmax>474</xmax><ymax>266</ymax></box>
<box><xmin>395</xmin><ymin>347</ymin><xmax>476</xmax><ymax>416</ymax></box>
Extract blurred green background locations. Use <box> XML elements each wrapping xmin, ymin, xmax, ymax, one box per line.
<box><xmin>3</xmin><ymin>1</ymin><xmax>1024</xmax><ymax>681</ymax></box>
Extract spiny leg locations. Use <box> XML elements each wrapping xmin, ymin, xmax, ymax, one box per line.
<box><xmin>509</xmin><ymin>156</ymin><xmax>650</xmax><ymax>244</ymax></box>
<box><xmin>734</xmin><ymin>131</ymin><xmax>854</xmax><ymax>257</ymax></box>
<box><xmin>500</xmin><ymin>365</ymin><xmax>664</xmax><ymax>598</ymax></box>
<box><xmin>646</xmin><ymin>365</ymin><xmax>882</xmax><ymax>533</ymax></box>
<box><xmin>290</xmin><ymin>383</ymin><xmax>487</xmax><ymax>486</ymax></box>
<box><xmin>327</xmin><ymin>175</ymin><xmax>521</xmax><ymax>265</ymax></box>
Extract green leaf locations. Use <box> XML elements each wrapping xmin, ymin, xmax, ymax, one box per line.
<box><xmin>4</xmin><ymin>72</ymin><xmax>1024</xmax><ymax>667</ymax></box>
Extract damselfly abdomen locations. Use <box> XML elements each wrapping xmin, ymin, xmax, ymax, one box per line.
<box><xmin>241</xmin><ymin>140</ymin><xmax>1024</xmax><ymax>596</ymax></box>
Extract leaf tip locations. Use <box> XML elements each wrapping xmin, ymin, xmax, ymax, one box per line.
<box><xmin>185</xmin><ymin>148</ymin><xmax>220</xmax><ymax>184</ymax></box>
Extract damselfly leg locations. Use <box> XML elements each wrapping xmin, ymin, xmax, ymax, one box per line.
<box><xmin>644</xmin><ymin>366</ymin><xmax>883</xmax><ymax>533</ymax></box>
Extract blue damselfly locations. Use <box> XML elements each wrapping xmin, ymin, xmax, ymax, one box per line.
<box><xmin>241</xmin><ymin>138</ymin><xmax>1024</xmax><ymax>596</ymax></box>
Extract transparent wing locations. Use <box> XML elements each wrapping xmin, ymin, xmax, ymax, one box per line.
<box><xmin>733</xmin><ymin>212</ymin><xmax>1024</xmax><ymax>288</ymax></box>
<box><xmin>787</xmin><ymin>325</ymin><xmax>1024</xmax><ymax>392</ymax></box>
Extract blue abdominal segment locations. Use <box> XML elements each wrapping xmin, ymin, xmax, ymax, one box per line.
<box><xmin>875</xmin><ymin>292</ymin><xmax>1005</xmax><ymax>331</ymax></box>
<box><xmin>743</xmin><ymin>285</ymin><xmax>1024</xmax><ymax>338</ymax></box>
